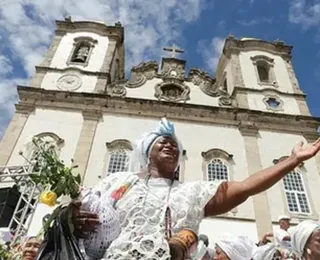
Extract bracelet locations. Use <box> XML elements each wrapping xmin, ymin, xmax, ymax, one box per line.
<box><xmin>168</xmin><ymin>229</ymin><xmax>198</xmax><ymax>259</ymax></box>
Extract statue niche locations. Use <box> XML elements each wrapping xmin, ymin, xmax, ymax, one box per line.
<box><xmin>154</xmin><ymin>82</ymin><xmax>190</xmax><ymax>102</ymax></box>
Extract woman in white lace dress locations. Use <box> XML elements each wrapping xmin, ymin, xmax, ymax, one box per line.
<box><xmin>71</xmin><ymin>118</ymin><xmax>320</xmax><ymax>260</ymax></box>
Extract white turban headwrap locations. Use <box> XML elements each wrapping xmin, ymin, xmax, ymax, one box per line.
<box><xmin>216</xmin><ymin>234</ymin><xmax>255</xmax><ymax>260</ymax></box>
<box><xmin>131</xmin><ymin>118</ymin><xmax>183</xmax><ymax>172</ymax></box>
<box><xmin>252</xmin><ymin>243</ymin><xmax>278</xmax><ymax>260</ymax></box>
<box><xmin>291</xmin><ymin>220</ymin><xmax>320</xmax><ymax>257</ymax></box>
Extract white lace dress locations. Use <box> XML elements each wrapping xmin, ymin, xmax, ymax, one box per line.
<box><xmin>82</xmin><ymin>172</ymin><xmax>221</xmax><ymax>260</ymax></box>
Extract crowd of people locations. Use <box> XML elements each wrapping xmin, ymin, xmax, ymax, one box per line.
<box><xmin>1</xmin><ymin>118</ymin><xmax>320</xmax><ymax>260</ymax></box>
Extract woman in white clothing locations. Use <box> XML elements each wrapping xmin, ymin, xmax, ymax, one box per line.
<box><xmin>71</xmin><ymin>118</ymin><xmax>320</xmax><ymax>260</ymax></box>
<box><xmin>214</xmin><ymin>234</ymin><xmax>255</xmax><ymax>260</ymax></box>
<box><xmin>291</xmin><ymin>220</ymin><xmax>320</xmax><ymax>260</ymax></box>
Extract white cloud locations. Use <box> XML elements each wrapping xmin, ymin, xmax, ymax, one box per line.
<box><xmin>0</xmin><ymin>0</ymin><xmax>209</xmax><ymax>138</ymax></box>
<box><xmin>0</xmin><ymin>56</ymin><xmax>13</xmax><ymax>77</ymax></box>
<box><xmin>197</xmin><ymin>37</ymin><xmax>225</xmax><ymax>73</ymax></box>
<box><xmin>237</xmin><ymin>17</ymin><xmax>272</xmax><ymax>26</ymax></box>
<box><xmin>289</xmin><ymin>0</ymin><xmax>320</xmax><ymax>29</ymax></box>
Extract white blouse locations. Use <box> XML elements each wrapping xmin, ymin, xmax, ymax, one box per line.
<box><xmin>81</xmin><ymin>172</ymin><xmax>221</xmax><ymax>260</ymax></box>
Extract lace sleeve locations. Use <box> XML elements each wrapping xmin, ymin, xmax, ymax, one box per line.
<box><xmin>194</xmin><ymin>180</ymin><xmax>223</xmax><ymax>209</ymax></box>
<box><xmin>80</xmin><ymin>173</ymin><xmax>130</xmax><ymax>259</ymax></box>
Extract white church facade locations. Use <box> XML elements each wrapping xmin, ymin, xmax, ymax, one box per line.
<box><xmin>0</xmin><ymin>19</ymin><xmax>320</xmax><ymax>245</ymax></box>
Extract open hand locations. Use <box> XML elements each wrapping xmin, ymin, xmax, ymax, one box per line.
<box><xmin>292</xmin><ymin>138</ymin><xmax>320</xmax><ymax>163</ymax></box>
<box><xmin>70</xmin><ymin>201</ymin><xmax>100</xmax><ymax>238</ymax></box>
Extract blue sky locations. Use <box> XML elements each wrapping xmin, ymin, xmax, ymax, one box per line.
<box><xmin>0</xmin><ymin>0</ymin><xmax>320</xmax><ymax>138</ymax></box>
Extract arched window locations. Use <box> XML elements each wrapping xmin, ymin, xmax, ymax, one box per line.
<box><xmin>106</xmin><ymin>139</ymin><xmax>132</xmax><ymax>174</ymax></box>
<box><xmin>71</xmin><ymin>42</ymin><xmax>91</xmax><ymax>63</ymax></box>
<box><xmin>202</xmin><ymin>148</ymin><xmax>233</xmax><ymax>181</ymax></box>
<box><xmin>27</xmin><ymin>132</ymin><xmax>64</xmax><ymax>168</ymax></box>
<box><xmin>206</xmin><ymin>158</ymin><xmax>229</xmax><ymax>181</ymax></box>
<box><xmin>283</xmin><ymin>170</ymin><xmax>311</xmax><ymax>214</ymax></box>
<box><xmin>251</xmin><ymin>55</ymin><xmax>277</xmax><ymax>86</ymax></box>
<box><xmin>257</xmin><ymin>62</ymin><xmax>269</xmax><ymax>83</ymax></box>
<box><xmin>67</xmin><ymin>37</ymin><xmax>98</xmax><ymax>67</ymax></box>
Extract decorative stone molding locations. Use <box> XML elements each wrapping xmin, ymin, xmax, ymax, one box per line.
<box><xmin>230</xmin><ymin>54</ymin><xmax>245</xmax><ymax>88</ymax></box>
<box><xmin>57</xmin><ymin>74</ymin><xmax>82</xmax><ymax>91</ymax></box>
<box><xmin>251</xmin><ymin>55</ymin><xmax>274</xmax><ymax>64</ymax></box>
<box><xmin>34</xmin><ymin>66</ymin><xmax>110</xmax><ymax>77</ymax></box>
<box><xmin>238</xmin><ymin>122</ymin><xmax>259</xmax><ymax>136</ymax></box>
<box><xmin>154</xmin><ymin>81</ymin><xmax>190</xmax><ymax>102</ymax></box>
<box><xmin>234</xmin><ymin>86</ymin><xmax>306</xmax><ymax>97</ymax></box>
<box><xmin>106</xmin><ymin>139</ymin><xmax>133</xmax><ymax>151</ymax></box>
<box><xmin>40</xmin><ymin>33</ymin><xmax>64</xmax><ymax>67</ymax></box>
<box><xmin>34</xmin><ymin>132</ymin><xmax>65</xmax><ymax>146</ymax></box>
<box><xmin>201</xmin><ymin>148</ymin><xmax>233</xmax><ymax>161</ymax></box>
<box><xmin>251</xmin><ymin>55</ymin><xmax>278</xmax><ymax>87</ymax></box>
<box><xmin>126</xmin><ymin>61</ymin><xmax>158</xmax><ymax>88</ymax></box>
<box><xmin>262</xmin><ymin>95</ymin><xmax>284</xmax><ymax>111</ymax></box>
<box><xmin>303</xmin><ymin>132</ymin><xmax>319</xmax><ymax>143</ymax></box>
<box><xmin>283</xmin><ymin>57</ymin><xmax>304</xmax><ymax>94</ymax></box>
<box><xmin>219</xmin><ymin>94</ymin><xmax>233</xmax><ymax>107</ymax></box>
<box><xmin>158</xmin><ymin>58</ymin><xmax>185</xmax><ymax>82</ymax></box>
<box><xmin>82</xmin><ymin>110</ymin><xmax>103</xmax><ymax>120</ymax></box>
<box><xmin>107</xmin><ymin>79</ymin><xmax>127</xmax><ymax>97</ymax></box>
<box><xmin>17</xmin><ymin>86</ymin><xmax>320</xmax><ymax>135</ymax></box>
<box><xmin>15</xmin><ymin>104</ymin><xmax>35</xmax><ymax>115</ymax></box>
<box><xmin>188</xmin><ymin>68</ymin><xmax>220</xmax><ymax>97</ymax></box>
<box><xmin>55</xmin><ymin>20</ymin><xmax>124</xmax><ymax>43</ymax></box>
<box><xmin>224</xmin><ymin>36</ymin><xmax>292</xmax><ymax>57</ymax></box>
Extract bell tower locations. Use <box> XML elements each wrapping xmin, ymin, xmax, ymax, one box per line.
<box><xmin>29</xmin><ymin>18</ymin><xmax>124</xmax><ymax>93</ymax></box>
<box><xmin>215</xmin><ymin>35</ymin><xmax>310</xmax><ymax>116</ymax></box>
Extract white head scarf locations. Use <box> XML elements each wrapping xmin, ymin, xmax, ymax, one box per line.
<box><xmin>130</xmin><ymin>118</ymin><xmax>183</xmax><ymax>172</ymax></box>
<box><xmin>252</xmin><ymin>243</ymin><xmax>278</xmax><ymax>260</ymax></box>
<box><xmin>291</xmin><ymin>220</ymin><xmax>320</xmax><ymax>258</ymax></box>
<box><xmin>216</xmin><ymin>234</ymin><xmax>255</xmax><ymax>260</ymax></box>
<box><xmin>278</xmin><ymin>215</ymin><xmax>291</xmax><ymax>222</ymax></box>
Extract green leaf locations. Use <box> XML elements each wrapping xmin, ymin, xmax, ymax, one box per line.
<box><xmin>75</xmin><ymin>174</ymin><xmax>81</xmax><ymax>184</ymax></box>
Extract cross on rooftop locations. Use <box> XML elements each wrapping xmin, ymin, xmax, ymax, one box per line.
<box><xmin>163</xmin><ymin>44</ymin><xmax>184</xmax><ymax>58</ymax></box>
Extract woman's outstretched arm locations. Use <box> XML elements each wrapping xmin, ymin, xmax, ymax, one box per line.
<box><xmin>205</xmin><ymin>138</ymin><xmax>320</xmax><ymax>217</ymax></box>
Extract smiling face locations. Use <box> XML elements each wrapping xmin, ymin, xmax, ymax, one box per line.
<box><xmin>279</xmin><ymin>219</ymin><xmax>290</xmax><ymax>231</ymax></box>
<box><xmin>304</xmin><ymin>229</ymin><xmax>320</xmax><ymax>260</ymax></box>
<box><xmin>22</xmin><ymin>237</ymin><xmax>41</xmax><ymax>260</ymax></box>
<box><xmin>148</xmin><ymin>136</ymin><xmax>180</xmax><ymax>177</ymax></box>
<box><xmin>214</xmin><ymin>246</ymin><xmax>230</xmax><ymax>260</ymax></box>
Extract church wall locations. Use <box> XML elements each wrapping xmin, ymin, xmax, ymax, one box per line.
<box><xmin>184</xmin><ymin>82</ymin><xmax>220</xmax><ymax>107</ymax></box>
<box><xmin>40</xmin><ymin>71</ymin><xmax>98</xmax><ymax>92</ymax></box>
<box><xmin>84</xmin><ymin>114</ymin><xmax>256</xmax><ymax>220</ymax></box>
<box><xmin>125</xmin><ymin>79</ymin><xmax>220</xmax><ymax>107</ymax></box>
<box><xmin>257</xmin><ymin>130</ymin><xmax>320</xmax><ymax>222</ymax></box>
<box><xmin>125</xmin><ymin>78</ymin><xmax>162</xmax><ymax>101</ymax></box>
<box><xmin>7</xmin><ymin>108</ymin><xmax>83</xmax><ymax>167</ymax></box>
<box><xmin>247</xmin><ymin>92</ymin><xmax>301</xmax><ymax>115</ymax></box>
<box><xmin>50</xmin><ymin>32</ymin><xmax>109</xmax><ymax>72</ymax></box>
<box><xmin>199</xmin><ymin>218</ymin><xmax>259</xmax><ymax>246</ymax></box>
<box><xmin>239</xmin><ymin>50</ymin><xmax>294</xmax><ymax>93</ymax></box>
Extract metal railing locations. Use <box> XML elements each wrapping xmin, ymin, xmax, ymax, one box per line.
<box><xmin>0</xmin><ymin>165</ymin><xmax>41</xmax><ymax>244</ymax></box>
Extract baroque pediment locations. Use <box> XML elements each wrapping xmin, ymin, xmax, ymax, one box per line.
<box><xmin>106</xmin><ymin>59</ymin><xmax>234</xmax><ymax>107</ymax></box>
<box><xmin>154</xmin><ymin>81</ymin><xmax>190</xmax><ymax>102</ymax></box>
<box><xmin>126</xmin><ymin>61</ymin><xmax>158</xmax><ymax>88</ymax></box>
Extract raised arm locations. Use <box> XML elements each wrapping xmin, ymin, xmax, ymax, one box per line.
<box><xmin>205</xmin><ymin>138</ymin><xmax>320</xmax><ymax>217</ymax></box>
